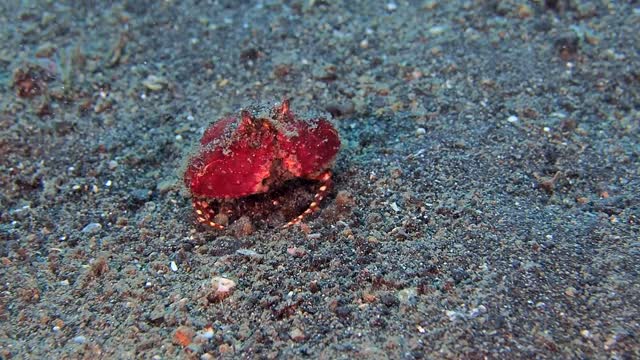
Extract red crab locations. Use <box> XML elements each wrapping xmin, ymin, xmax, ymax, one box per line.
<box><xmin>184</xmin><ymin>99</ymin><xmax>341</xmax><ymax>229</ymax></box>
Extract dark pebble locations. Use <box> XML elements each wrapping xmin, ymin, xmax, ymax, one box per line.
<box><xmin>452</xmin><ymin>268</ymin><xmax>470</xmax><ymax>284</ymax></box>
<box><xmin>334</xmin><ymin>306</ymin><xmax>352</xmax><ymax>318</ymax></box>
<box><xmin>380</xmin><ymin>293</ymin><xmax>399</xmax><ymax>307</ymax></box>
<box><xmin>130</xmin><ymin>188</ymin><xmax>151</xmax><ymax>203</ymax></box>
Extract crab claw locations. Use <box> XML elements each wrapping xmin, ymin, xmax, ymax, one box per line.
<box><xmin>184</xmin><ymin>116</ymin><xmax>277</xmax><ymax>199</ymax></box>
<box><xmin>278</xmin><ymin>117</ymin><xmax>340</xmax><ymax>179</ymax></box>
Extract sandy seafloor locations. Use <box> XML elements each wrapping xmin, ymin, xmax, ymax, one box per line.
<box><xmin>1</xmin><ymin>0</ymin><xmax>639</xmax><ymax>358</ymax></box>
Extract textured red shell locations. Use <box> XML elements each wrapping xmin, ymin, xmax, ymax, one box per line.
<box><xmin>184</xmin><ymin>99</ymin><xmax>340</xmax><ymax>229</ymax></box>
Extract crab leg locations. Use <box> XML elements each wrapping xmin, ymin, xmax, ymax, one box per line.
<box><xmin>283</xmin><ymin>170</ymin><xmax>332</xmax><ymax>228</ymax></box>
<box><xmin>193</xmin><ymin>199</ymin><xmax>225</xmax><ymax>230</ymax></box>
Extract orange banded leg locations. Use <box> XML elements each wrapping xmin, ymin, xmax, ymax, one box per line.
<box><xmin>283</xmin><ymin>170</ymin><xmax>332</xmax><ymax>228</ymax></box>
<box><xmin>193</xmin><ymin>199</ymin><xmax>225</xmax><ymax>230</ymax></box>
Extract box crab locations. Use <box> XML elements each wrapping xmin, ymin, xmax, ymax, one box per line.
<box><xmin>184</xmin><ymin>99</ymin><xmax>340</xmax><ymax>229</ymax></box>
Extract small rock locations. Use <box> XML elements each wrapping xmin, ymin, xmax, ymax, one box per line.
<box><xmin>212</xmin><ymin>213</ymin><xmax>229</xmax><ymax>227</ymax></box>
<box><xmin>306</xmin><ymin>233</ymin><xmax>321</xmax><ymax>240</ymax></box>
<box><xmin>156</xmin><ymin>179</ymin><xmax>176</xmax><ymax>194</ymax></box>
<box><xmin>452</xmin><ymin>268</ymin><xmax>469</xmax><ymax>283</ymax></box>
<box><xmin>142</xmin><ymin>74</ymin><xmax>170</xmax><ymax>91</ymax></box>
<box><xmin>81</xmin><ymin>223</ymin><xmax>102</xmax><ymax>234</ymax></box>
<box><xmin>72</xmin><ymin>335</ymin><xmax>87</xmax><ymax>344</ymax></box>
<box><xmin>362</xmin><ymin>293</ymin><xmax>377</xmax><ymax>303</ymax></box>
<box><xmin>469</xmin><ymin>305</ymin><xmax>487</xmax><ymax>318</ymax></box>
<box><xmin>397</xmin><ymin>288</ymin><xmax>417</xmax><ymax>306</ymax></box>
<box><xmin>335</xmin><ymin>190</ymin><xmax>355</xmax><ymax>209</ymax></box>
<box><xmin>199</xmin><ymin>325</ymin><xmax>214</xmax><ymax>340</ymax></box>
<box><xmin>381</xmin><ymin>294</ymin><xmax>399</xmax><ymax>307</ymax></box>
<box><xmin>185</xmin><ymin>343</ymin><xmax>202</xmax><ymax>354</ymax></box>
<box><xmin>334</xmin><ymin>306</ymin><xmax>351</xmax><ymax>318</ymax></box>
<box><xmin>289</xmin><ymin>327</ymin><xmax>305</xmax><ymax>342</ymax></box>
<box><xmin>230</xmin><ymin>215</ymin><xmax>254</xmax><ymax>236</ymax></box>
<box><xmin>173</xmin><ymin>326</ymin><xmax>195</xmax><ymax>347</ymax></box>
<box><xmin>35</xmin><ymin>42</ymin><xmax>57</xmax><ymax>58</ymax></box>
<box><xmin>446</xmin><ymin>310</ymin><xmax>465</xmax><ymax>322</ymax></box>
<box><xmin>236</xmin><ymin>248</ymin><xmax>261</xmax><ymax>258</ymax></box>
<box><xmin>130</xmin><ymin>189</ymin><xmax>151</xmax><ymax>203</ymax></box>
<box><xmin>287</xmin><ymin>247</ymin><xmax>306</xmax><ymax>257</ymax></box>
<box><xmin>428</xmin><ymin>25</ymin><xmax>447</xmax><ymax>36</ymax></box>
<box><xmin>324</xmin><ymin>102</ymin><xmax>355</xmax><ymax>117</ymax></box>
<box><xmin>208</xmin><ymin>277</ymin><xmax>236</xmax><ymax>302</ymax></box>
<box><xmin>565</xmin><ymin>286</ymin><xmax>577</xmax><ymax>297</ymax></box>
<box><xmin>517</xmin><ymin>4</ymin><xmax>533</xmax><ymax>18</ymax></box>
<box><xmin>148</xmin><ymin>303</ymin><xmax>165</xmax><ymax>325</ymax></box>
<box><xmin>555</xmin><ymin>32</ymin><xmax>580</xmax><ymax>61</ymax></box>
